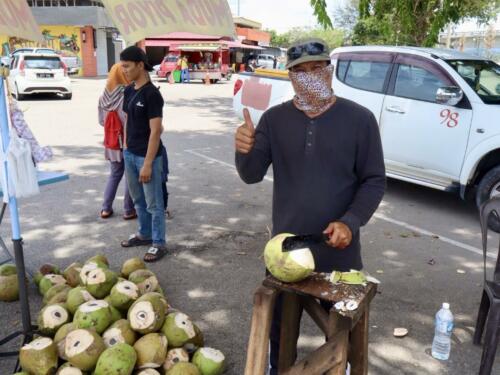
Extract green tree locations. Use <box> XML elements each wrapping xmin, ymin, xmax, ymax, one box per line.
<box><xmin>353</xmin><ymin>0</ymin><xmax>499</xmax><ymax>46</ymax></box>
<box><xmin>310</xmin><ymin>0</ymin><xmax>333</xmax><ymax>29</ymax></box>
<box><xmin>268</xmin><ymin>27</ymin><xmax>344</xmax><ymax>49</ymax></box>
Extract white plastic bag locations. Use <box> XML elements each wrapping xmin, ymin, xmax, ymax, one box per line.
<box><xmin>5</xmin><ymin>127</ymin><xmax>39</xmax><ymax>198</ymax></box>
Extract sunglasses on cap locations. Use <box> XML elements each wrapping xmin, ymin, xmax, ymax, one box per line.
<box><xmin>287</xmin><ymin>42</ymin><xmax>327</xmax><ymax>61</ymax></box>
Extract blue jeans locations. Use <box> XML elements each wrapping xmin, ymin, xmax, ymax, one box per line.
<box><xmin>124</xmin><ymin>150</ymin><xmax>165</xmax><ymax>246</ymax></box>
<box><xmin>181</xmin><ymin>69</ymin><xmax>190</xmax><ymax>82</ymax></box>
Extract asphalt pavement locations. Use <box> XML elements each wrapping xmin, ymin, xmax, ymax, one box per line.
<box><xmin>0</xmin><ymin>76</ymin><xmax>498</xmax><ymax>374</ymax></box>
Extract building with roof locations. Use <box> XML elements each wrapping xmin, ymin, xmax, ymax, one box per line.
<box><xmin>0</xmin><ymin>0</ymin><xmax>123</xmax><ymax>77</ymax></box>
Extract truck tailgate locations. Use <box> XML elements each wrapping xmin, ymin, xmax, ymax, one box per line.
<box><xmin>233</xmin><ymin>70</ymin><xmax>294</xmax><ymax>125</ymax></box>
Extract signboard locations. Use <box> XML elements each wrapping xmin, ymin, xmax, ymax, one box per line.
<box><xmin>101</xmin><ymin>0</ymin><xmax>236</xmax><ymax>45</ymax></box>
<box><xmin>0</xmin><ymin>0</ymin><xmax>43</xmax><ymax>42</ymax></box>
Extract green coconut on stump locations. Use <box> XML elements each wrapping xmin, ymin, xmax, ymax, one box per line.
<box><xmin>264</xmin><ymin>233</ymin><xmax>315</xmax><ymax>283</ymax></box>
<box><xmin>94</xmin><ymin>343</ymin><xmax>137</xmax><ymax>375</ymax></box>
<box><xmin>19</xmin><ymin>337</ymin><xmax>58</xmax><ymax>375</ymax></box>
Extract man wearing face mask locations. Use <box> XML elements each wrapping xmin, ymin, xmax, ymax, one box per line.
<box><xmin>235</xmin><ymin>39</ymin><xmax>386</xmax><ymax>373</ymax></box>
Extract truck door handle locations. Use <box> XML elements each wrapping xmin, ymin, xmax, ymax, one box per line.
<box><xmin>386</xmin><ymin>106</ymin><xmax>406</xmax><ymax>114</ymax></box>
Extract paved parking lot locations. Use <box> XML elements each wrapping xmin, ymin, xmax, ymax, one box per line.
<box><xmin>0</xmin><ymin>76</ymin><xmax>498</xmax><ymax>374</ymax></box>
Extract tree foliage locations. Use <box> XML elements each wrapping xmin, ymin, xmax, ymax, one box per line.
<box><xmin>310</xmin><ymin>0</ymin><xmax>333</xmax><ymax>29</ymax></box>
<box><xmin>353</xmin><ymin>0</ymin><xmax>499</xmax><ymax>46</ymax></box>
<box><xmin>267</xmin><ymin>27</ymin><xmax>344</xmax><ymax>49</ymax></box>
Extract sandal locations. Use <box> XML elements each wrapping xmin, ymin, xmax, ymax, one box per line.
<box><xmin>123</xmin><ymin>211</ymin><xmax>137</xmax><ymax>220</ymax></box>
<box><xmin>144</xmin><ymin>246</ymin><xmax>167</xmax><ymax>263</ymax></box>
<box><xmin>121</xmin><ymin>234</ymin><xmax>152</xmax><ymax>248</ymax></box>
<box><xmin>101</xmin><ymin>209</ymin><xmax>114</xmax><ymax>219</ymax></box>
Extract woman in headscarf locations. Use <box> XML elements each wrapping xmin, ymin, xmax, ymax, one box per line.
<box><xmin>98</xmin><ymin>63</ymin><xmax>136</xmax><ymax>220</ymax></box>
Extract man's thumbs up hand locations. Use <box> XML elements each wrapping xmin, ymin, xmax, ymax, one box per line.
<box><xmin>235</xmin><ymin>108</ymin><xmax>256</xmax><ymax>154</ymax></box>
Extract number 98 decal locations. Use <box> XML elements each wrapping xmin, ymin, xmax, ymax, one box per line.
<box><xmin>440</xmin><ymin>109</ymin><xmax>459</xmax><ymax>128</ymax></box>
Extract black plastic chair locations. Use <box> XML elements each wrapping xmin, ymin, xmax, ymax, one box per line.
<box><xmin>474</xmin><ymin>197</ymin><xmax>500</xmax><ymax>375</ymax></box>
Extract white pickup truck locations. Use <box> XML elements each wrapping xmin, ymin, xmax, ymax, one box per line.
<box><xmin>233</xmin><ymin>46</ymin><xmax>500</xmax><ymax>228</ymax></box>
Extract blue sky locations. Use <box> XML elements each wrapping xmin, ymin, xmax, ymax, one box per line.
<box><xmin>227</xmin><ymin>0</ymin><xmax>342</xmax><ymax>32</ymax></box>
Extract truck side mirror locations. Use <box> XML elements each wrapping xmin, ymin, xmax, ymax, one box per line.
<box><xmin>436</xmin><ymin>86</ymin><xmax>463</xmax><ymax>106</ymax></box>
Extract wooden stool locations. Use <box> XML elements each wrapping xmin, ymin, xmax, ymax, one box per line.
<box><xmin>244</xmin><ymin>273</ymin><xmax>377</xmax><ymax>375</ymax></box>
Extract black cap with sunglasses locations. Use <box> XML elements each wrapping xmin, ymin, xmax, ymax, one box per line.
<box><xmin>120</xmin><ymin>45</ymin><xmax>154</xmax><ymax>72</ymax></box>
<box><xmin>286</xmin><ymin>38</ymin><xmax>331</xmax><ymax>70</ymax></box>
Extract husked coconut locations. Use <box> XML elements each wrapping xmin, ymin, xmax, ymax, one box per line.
<box><xmin>19</xmin><ymin>337</ymin><xmax>58</xmax><ymax>375</ymax></box>
<box><xmin>163</xmin><ymin>348</ymin><xmax>189</xmax><ymax>372</ymax></box>
<box><xmin>63</xmin><ymin>262</ymin><xmax>83</xmax><ymax>287</ymax></box>
<box><xmin>134</xmin><ymin>333</ymin><xmax>168</xmax><ymax>369</ymax></box>
<box><xmin>65</xmin><ymin>329</ymin><xmax>105</xmax><ymax>371</ymax></box>
<box><xmin>102</xmin><ymin>319</ymin><xmax>137</xmax><ymax>347</ymax></box>
<box><xmin>54</xmin><ymin>323</ymin><xmax>78</xmax><ymax>360</ymax></box>
<box><xmin>66</xmin><ymin>287</ymin><xmax>95</xmax><ymax>315</ymax></box>
<box><xmin>264</xmin><ymin>233</ymin><xmax>315</xmax><ymax>283</ymax></box>
<box><xmin>192</xmin><ymin>347</ymin><xmax>226</xmax><ymax>375</ymax></box>
<box><xmin>74</xmin><ymin>300</ymin><xmax>112</xmax><ymax>334</ymax></box>
<box><xmin>109</xmin><ymin>280</ymin><xmax>139</xmax><ymax>311</ymax></box>
<box><xmin>85</xmin><ymin>268</ymin><xmax>118</xmax><ymax>298</ymax></box>
<box><xmin>37</xmin><ymin>303</ymin><xmax>71</xmax><ymax>336</ymax></box>
<box><xmin>121</xmin><ymin>257</ymin><xmax>146</xmax><ymax>278</ymax></box>
<box><xmin>128</xmin><ymin>293</ymin><xmax>166</xmax><ymax>334</ymax></box>
<box><xmin>161</xmin><ymin>312</ymin><xmax>196</xmax><ymax>348</ymax></box>
<box><xmin>39</xmin><ymin>274</ymin><xmax>67</xmax><ymax>296</ymax></box>
<box><xmin>94</xmin><ymin>343</ymin><xmax>137</xmax><ymax>375</ymax></box>
<box><xmin>166</xmin><ymin>362</ymin><xmax>201</xmax><ymax>375</ymax></box>
<box><xmin>0</xmin><ymin>264</ymin><xmax>19</xmax><ymax>302</ymax></box>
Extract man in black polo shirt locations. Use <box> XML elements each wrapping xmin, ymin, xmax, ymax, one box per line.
<box><xmin>119</xmin><ymin>46</ymin><xmax>167</xmax><ymax>262</ymax></box>
<box><xmin>235</xmin><ymin>39</ymin><xmax>386</xmax><ymax>373</ymax></box>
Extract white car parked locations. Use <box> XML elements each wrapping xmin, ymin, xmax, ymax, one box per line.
<box><xmin>233</xmin><ymin>46</ymin><xmax>500</xmax><ymax>229</ymax></box>
<box><xmin>8</xmin><ymin>53</ymin><xmax>72</xmax><ymax>100</ymax></box>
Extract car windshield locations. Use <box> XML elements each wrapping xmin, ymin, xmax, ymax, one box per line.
<box><xmin>446</xmin><ymin>59</ymin><xmax>500</xmax><ymax>104</ymax></box>
<box><xmin>24</xmin><ymin>56</ymin><xmax>62</xmax><ymax>70</ymax></box>
<box><xmin>36</xmin><ymin>49</ymin><xmax>56</xmax><ymax>54</ymax></box>
<box><xmin>164</xmin><ymin>56</ymin><xmax>178</xmax><ymax>63</ymax></box>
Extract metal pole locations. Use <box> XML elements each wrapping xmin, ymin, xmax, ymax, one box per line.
<box><xmin>0</xmin><ymin>78</ymin><xmax>32</xmax><ymax>338</ymax></box>
<box><xmin>238</xmin><ymin>0</ymin><xmax>240</xmax><ymax>16</ymax></box>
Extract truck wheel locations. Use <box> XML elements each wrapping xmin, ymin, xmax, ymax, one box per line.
<box><xmin>476</xmin><ymin>165</ymin><xmax>500</xmax><ymax>233</ymax></box>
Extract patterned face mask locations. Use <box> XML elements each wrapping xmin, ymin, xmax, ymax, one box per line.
<box><xmin>289</xmin><ymin>64</ymin><xmax>335</xmax><ymax>113</ymax></box>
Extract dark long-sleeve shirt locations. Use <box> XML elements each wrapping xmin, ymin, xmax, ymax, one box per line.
<box><xmin>236</xmin><ymin>98</ymin><xmax>386</xmax><ymax>272</ymax></box>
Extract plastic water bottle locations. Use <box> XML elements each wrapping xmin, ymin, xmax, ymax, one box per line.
<box><xmin>431</xmin><ymin>303</ymin><xmax>454</xmax><ymax>360</ymax></box>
